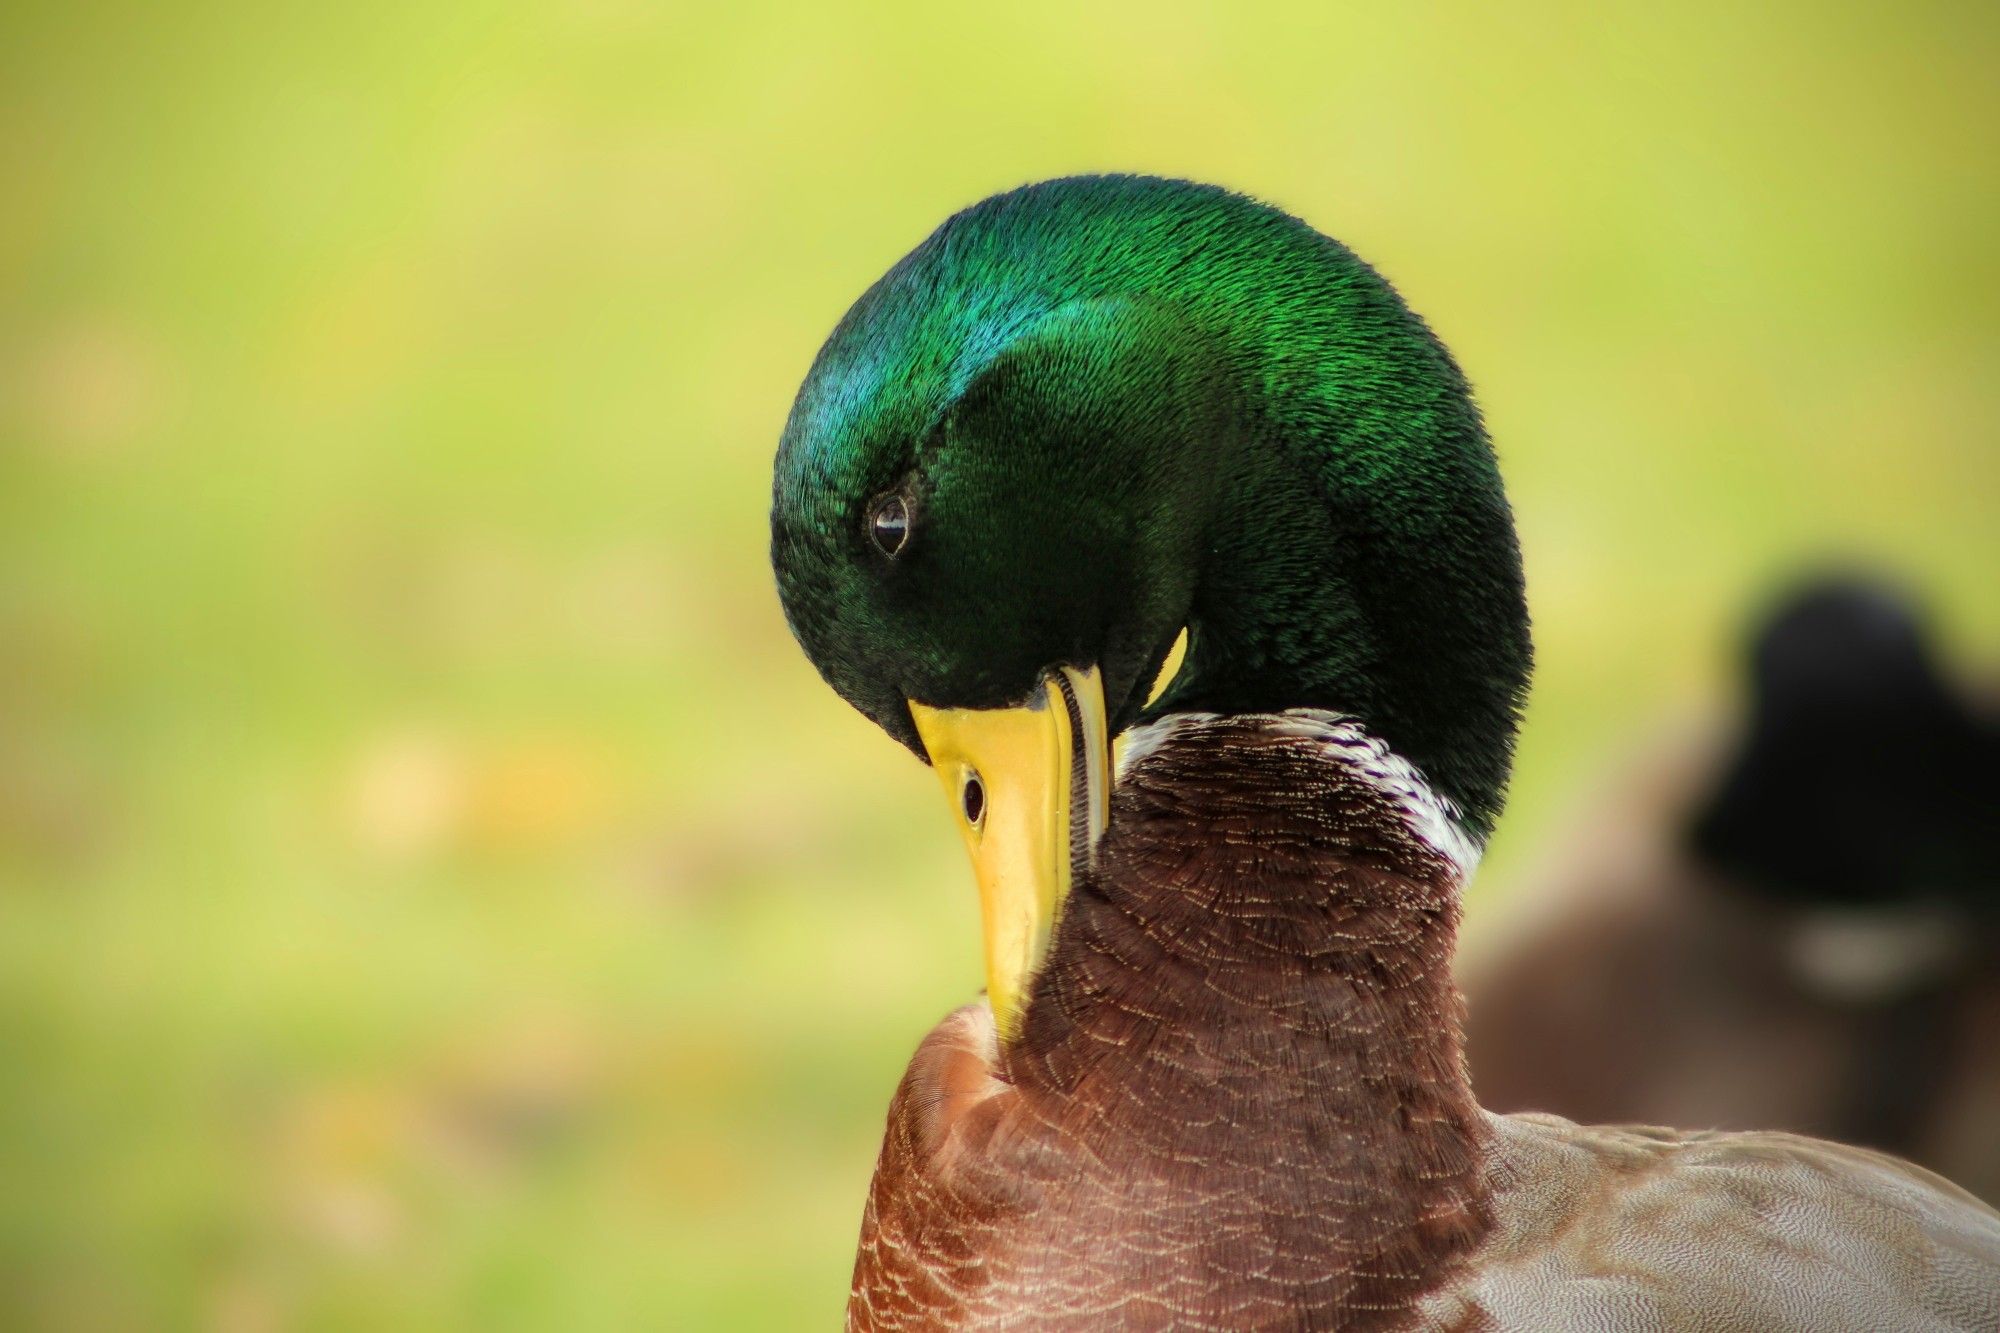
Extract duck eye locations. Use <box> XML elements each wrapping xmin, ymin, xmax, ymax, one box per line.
<box><xmin>868</xmin><ymin>494</ymin><xmax>910</xmax><ymax>556</ymax></box>
<box><xmin>961</xmin><ymin>770</ymin><xmax>986</xmax><ymax>828</ymax></box>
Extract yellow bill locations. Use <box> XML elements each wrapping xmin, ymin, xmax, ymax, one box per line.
<box><xmin>908</xmin><ymin>665</ymin><xmax>1109</xmax><ymax>1040</ymax></box>
<box><xmin>1112</xmin><ymin>626</ymin><xmax>1189</xmax><ymax>773</ymax></box>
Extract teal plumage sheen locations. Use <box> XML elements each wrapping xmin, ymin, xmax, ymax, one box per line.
<box><xmin>771</xmin><ymin>175</ymin><xmax>1531</xmax><ymax>834</ymax></box>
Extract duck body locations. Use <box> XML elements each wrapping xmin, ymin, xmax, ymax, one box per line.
<box><xmin>1466</xmin><ymin>579</ymin><xmax>2000</xmax><ymax>1196</ymax></box>
<box><xmin>768</xmin><ymin>176</ymin><xmax>2000</xmax><ymax>1332</ymax></box>
<box><xmin>850</xmin><ymin>714</ymin><xmax>2000</xmax><ymax>1330</ymax></box>
<box><xmin>853</xmin><ymin>713</ymin><xmax>1487</xmax><ymax>1330</ymax></box>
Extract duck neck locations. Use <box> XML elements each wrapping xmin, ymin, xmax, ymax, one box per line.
<box><xmin>1146</xmin><ymin>404</ymin><xmax>1530</xmax><ymax>844</ymax></box>
<box><xmin>1014</xmin><ymin>712</ymin><xmax>1492</xmax><ymax>1323</ymax></box>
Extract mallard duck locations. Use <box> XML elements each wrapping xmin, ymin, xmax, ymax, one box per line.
<box><xmin>769</xmin><ymin>176</ymin><xmax>2000</xmax><ymax>1331</ymax></box>
<box><xmin>1466</xmin><ymin>574</ymin><xmax>2000</xmax><ymax>1198</ymax></box>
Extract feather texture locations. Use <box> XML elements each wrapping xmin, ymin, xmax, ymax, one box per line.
<box><xmin>848</xmin><ymin>715</ymin><xmax>2000</xmax><ymax>1331</ymax></box>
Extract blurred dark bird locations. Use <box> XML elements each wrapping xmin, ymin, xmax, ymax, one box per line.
<box><xmin>1466</xmin><ymin>575</ymin><xmax>2000</xmax><ymax>1199</ymax></box>
<box><xmin>771</xmin><ymin>177</ymin><xmax>2000</xmax><ymax>1330</ymax></box>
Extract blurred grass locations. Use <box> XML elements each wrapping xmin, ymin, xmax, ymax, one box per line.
<box><xmin>0</xmin><ymin>0</ymin><xmax>1995</xmax><ymax>1327</ymax></box>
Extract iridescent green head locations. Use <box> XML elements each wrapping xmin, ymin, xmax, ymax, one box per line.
<box><xmin>771</xmin><ymin>175</ymin><xmax>1531</xmax><ymax>840</ymax></box>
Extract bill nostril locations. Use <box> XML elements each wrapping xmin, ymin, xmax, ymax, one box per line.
<box><xmin>962</xmin><ymin>770</ymin><xmax>986</xmax><ymax>828</ymax></box>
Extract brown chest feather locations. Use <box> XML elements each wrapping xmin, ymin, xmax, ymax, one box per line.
<box><xmin>848</xmin><ymin>716</ymin><xmax>1492</xmax><ymax>1331</ymax></box>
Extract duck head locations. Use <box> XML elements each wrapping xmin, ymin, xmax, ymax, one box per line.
<box><xmin>1691</xmin><ymin>573</ymin><xmax>2000</xmax><ymax>918</ymax></box>
<box><xmin>771</xmin><ymin>176</ymin><xmax>1532</xmax><ymax>1035</ymax></box>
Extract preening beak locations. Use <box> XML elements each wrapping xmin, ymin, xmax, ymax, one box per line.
<box><xmin>908</xmin><ymin>666</ymin><xmax>1110</xmax><ymax>1040</ymax></box>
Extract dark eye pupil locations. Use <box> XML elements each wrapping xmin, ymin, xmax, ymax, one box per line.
<box><xmin>962</xmin><ymin>772</ymin><xmax>985</xmax><ymax>826</ymax></box>
<box><xmin>869</xmin><ymin>495</ymin><xmax>909</xmax><ymax>555</ymax></box>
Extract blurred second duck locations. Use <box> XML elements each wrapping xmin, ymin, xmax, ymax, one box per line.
<box><xmin>1464</xmin><ymin>574</ymin><xmax>2000</xmax><ymax>1201</ymax></box>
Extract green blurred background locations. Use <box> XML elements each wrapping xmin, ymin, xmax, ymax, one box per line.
<box><xmin>2</xmin><ymin>1</ymin><xmax>1995</xmax><ymax>1327</ymax></box>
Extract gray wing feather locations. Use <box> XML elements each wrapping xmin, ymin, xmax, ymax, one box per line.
<box><xmin>1423</xmin><ymin>1112</ymin><xmax>2000</xmax><ymax>1332</ymax></box>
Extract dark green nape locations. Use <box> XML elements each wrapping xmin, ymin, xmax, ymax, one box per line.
<box><xmin>770</xmin><ymin>175</ymin><xmax>1531</xmax><ymax>837</ymax></box>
